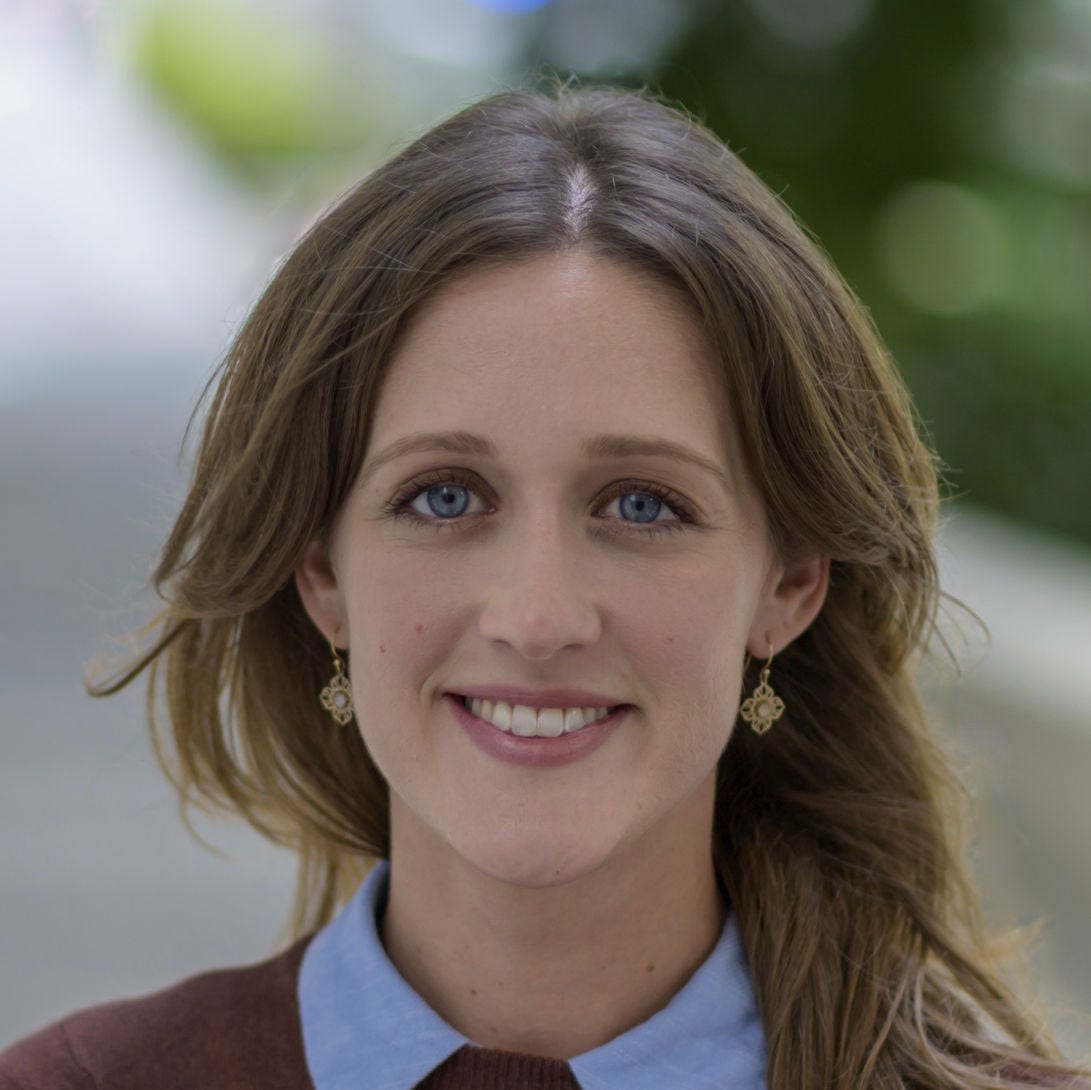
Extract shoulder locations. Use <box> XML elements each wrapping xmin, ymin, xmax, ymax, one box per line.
<box><xmin>0</xmin><ymin>937</ymin><xmax>314</xmax><ymax>1090</ymax></box>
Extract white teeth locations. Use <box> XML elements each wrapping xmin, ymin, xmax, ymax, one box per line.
<box><xmin>511</xmin><ymin>704</ymin><xmax>538</xmax><ymax>737</ymax></box>
<box><xmin>536</xmin><ymin>709</ymin><xmax>564</xmax><ymax>737</ymax></box>
<box><xmin>467</xmin><ymin>697</ymin><xmax>512</xmax><ymax>730</ymax></box>
<box><xmin>465</xmin><ymin>697</ymin><xmax>616</xmax><ymax>737</ymax></box>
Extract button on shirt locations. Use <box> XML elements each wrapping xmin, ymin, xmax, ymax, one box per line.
<box><xmin>298</xmin><ymin>862</ymin><xmax>766</xmax><ymax>1090</ymax></box>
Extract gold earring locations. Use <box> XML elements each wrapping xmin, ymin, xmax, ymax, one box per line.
<box><xmin>319</xmin><ymin>642</ymin><xmax>354</xmax><ymax>726</ymax></box>
<box><xmin>739</xmin><ymin>645</ymin><xmax>785</xmax><ymax>735</ymax></box>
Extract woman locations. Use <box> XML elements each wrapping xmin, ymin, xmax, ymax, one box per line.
<box><xmin>1</xmin><ymin>85</ymin><xmax>1084</xmax><ymax>1090</ymax></box>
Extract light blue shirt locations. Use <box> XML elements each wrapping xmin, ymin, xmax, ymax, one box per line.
<box><xmin>298</xmin><ymin>861</ymin><xmax>766</xmax><ymax>1090</ymax></box>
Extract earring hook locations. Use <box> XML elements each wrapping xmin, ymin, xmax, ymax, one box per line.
<box><xmin>759</xmin><ymin>642</ymin><xmax>775</xmax><ymax>683</ymax></box>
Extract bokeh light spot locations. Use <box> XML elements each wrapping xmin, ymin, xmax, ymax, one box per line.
<box><xmin>875</xmin><ymin>182</ymin><xmax>1008</xmax><ymax>316</ymax></box>
<box><xmin>744</xmin><ymin>0</ymin><xmax>872</xmax><ymax>50</ymax></box>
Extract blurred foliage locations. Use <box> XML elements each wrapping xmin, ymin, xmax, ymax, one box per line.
<box><xmin>133</xmin><ymin>0</ymin><xmax>375</xmax><ymax>177</ymax></box>
<box><xmin>543</xmin><ymin>0</ymin><xmax>1091</xmax><ymax>546</ymax></box>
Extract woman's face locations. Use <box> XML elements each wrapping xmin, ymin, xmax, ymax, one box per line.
<box><xmin>298</xmin><ymin>251</ymin><xmax>825</xmax><ymax>889</ymax></box>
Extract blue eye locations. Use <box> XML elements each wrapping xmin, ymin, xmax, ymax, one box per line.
<box><xmin>599</xmin><ymin>488</ymin><xmax>682</xmax><ymax>528</ymax></box>
<box><xmin>415</xmin><ymin>483</ymin><xmax>472</xmax><ymax>519</ymax></box>
<box><xmin>617</xmin><ymin>491</ymin><xmax>663</xmax><ymax>523</ymax></box>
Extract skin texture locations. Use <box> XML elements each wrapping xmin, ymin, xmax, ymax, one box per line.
<box><xmin>296</xmin><ymin>251</ymin><xmax>828</xmax><ymax>1056</ymax></box>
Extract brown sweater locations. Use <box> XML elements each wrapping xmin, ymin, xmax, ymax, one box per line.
<box><xmin>0</xmin><ymin>939</ymin><xmax>580</xmax><ymax>1090</ymax></box>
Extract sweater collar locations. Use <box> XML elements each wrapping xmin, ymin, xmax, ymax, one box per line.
<box><xmin>298</xmin><ymin>861</ymin><xmax>766</xmax><ymax>1090</ymax></box>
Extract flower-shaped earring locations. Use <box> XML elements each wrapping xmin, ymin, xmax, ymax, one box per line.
<box><xmin>320</xmin><ymin>642</ymin><xmax>354</xmax><ymax>726</ymax></box>
<box><xmin>739</xmin><ymin>645</ymin><xmax>785</xmax><ymax>735</ymax></box>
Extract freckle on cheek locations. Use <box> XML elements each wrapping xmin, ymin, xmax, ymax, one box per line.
<box><xmin>379</xmin><ymin>644</ymin><xmax>387</xmax><ymax>654</ymax></box>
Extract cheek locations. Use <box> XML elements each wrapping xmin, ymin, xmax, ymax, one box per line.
<box><xmin>340</xmin><ymin>552</ymin><xmax>462</xmax><ymax>778</ymax></box>
<box><xmin>611</xmin><ymin>555</ymin><xmax>764</xmax><ymax>785</ymax></box>
<box><xmin>616</xmin><ymin>556</ymin><xmax>759</xmax><ymax>691</ymax></box>
<box><xmin>343</xmin><ymin>549</ymin><xmax>463</xmax><ymax>663</ymax></box>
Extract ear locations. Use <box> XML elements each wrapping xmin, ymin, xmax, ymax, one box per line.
<box><xmin>748</xmin><ymin>552</ymin><xmax>830</xmax><ymax>658</ymax></box>
<box><xmin>295</xmin><ymin>539</ymin><xmax>349</xmax><ymax>648</ymax></box>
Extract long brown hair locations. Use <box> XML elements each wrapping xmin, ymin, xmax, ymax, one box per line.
<box><xmin>94</xmin><ymin>84</ymin><xmax>1086</xmax><ymax>1087</ymax></box>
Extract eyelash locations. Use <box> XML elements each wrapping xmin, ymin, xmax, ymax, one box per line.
<box><xmin>382</xmin><ymin>468</ymin><xmax>698</xmax><ymax>539</ymax></box>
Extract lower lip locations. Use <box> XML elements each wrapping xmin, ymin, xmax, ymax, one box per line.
<box><xmin>445</xmin><ymin>694</ymin><xmax>630</xmax><ymax>768</ymax></box>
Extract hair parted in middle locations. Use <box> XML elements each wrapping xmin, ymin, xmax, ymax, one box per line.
<box><xmin>94</xmin><ymin>84</ymin><xmax>1080</xmax><ymax>1089</ymax></box>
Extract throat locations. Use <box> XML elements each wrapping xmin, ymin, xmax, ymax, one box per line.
<box><xmin>380</xmin><ymin>849</ymin><xmax>727</xmax><ymax>1059</ymax></box>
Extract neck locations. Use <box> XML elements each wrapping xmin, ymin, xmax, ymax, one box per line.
<box><xmin>380</xmin><ymin>799</ymin><xmax>725</xmax><ymax>1059</ymax></box>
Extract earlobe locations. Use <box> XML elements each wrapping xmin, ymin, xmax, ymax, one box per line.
<box><xmin>294</xmin><ymin>539</ymin><xmax>348</xmax><ymax>647</ymax></box>
<box><xmin>749</xmin><ymin>553</ymin><xmax>830</xmax><ymax>657</ymax></box>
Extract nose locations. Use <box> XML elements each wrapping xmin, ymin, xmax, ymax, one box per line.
<box><xmin>477</xmin><ymin>510</ymin><xmax>602</xmax><ymax>661</ymax></box>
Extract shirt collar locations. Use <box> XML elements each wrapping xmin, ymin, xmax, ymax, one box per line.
<box><xmin>298</xmin><ymin>861</ymin><xmax>766</xmax><ymax>1090</ymax></box>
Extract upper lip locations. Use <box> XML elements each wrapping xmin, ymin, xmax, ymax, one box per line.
<box><xmin>448</xmin><ymin>685</ymin><xmax>628</xmax><ymax>709</ymax></box>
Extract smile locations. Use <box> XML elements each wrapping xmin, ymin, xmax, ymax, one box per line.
<box><xmin>461</xmin><ymin>695</ymin><xmax>616</xmax><ymax>737</ymax></box>
<box><xmin>446</xmin><ymin>694</ymin><xmax>629</xmax><ymax>768</ymax></box>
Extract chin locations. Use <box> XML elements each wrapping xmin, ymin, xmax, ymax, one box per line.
<box><xmin>452</xmin><ymin>825</ymin><xmax>620</xmax><ymax>891</ymax></box>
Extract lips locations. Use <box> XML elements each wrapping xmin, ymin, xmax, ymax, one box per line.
<box><xmin>445</xmin><ymin>693</ymin><xmax>629</xmax><ymax>767</ymax></box>
<box><xmin>460</xmin><ymin>695</ymin><xmax>616</xmax><ymax>737</ymax></box>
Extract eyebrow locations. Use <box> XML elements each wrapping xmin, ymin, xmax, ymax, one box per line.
<box><xmin>357</xmin><ymin>430</ymin><xmax>734</xmax><ymax>494</ymax></box>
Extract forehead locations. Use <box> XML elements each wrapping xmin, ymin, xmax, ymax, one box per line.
<box><xmin>368</xmin><ymin>252</ymin><xmax>735</xmax><ymax>460</ymax></box>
